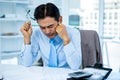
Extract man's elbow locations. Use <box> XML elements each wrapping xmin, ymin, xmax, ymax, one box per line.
<box><xmin>70</xmin><ymin>63</ymin><xmax>81</xmax><ymax>70</ymax></box>
<box><xmin>22</xmin><ymin>63</ymin><xmax>32</xmax><ymax>67</ymax></box>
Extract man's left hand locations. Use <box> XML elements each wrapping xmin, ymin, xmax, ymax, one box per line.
<box><xmin>56</xmin><ymin>23</ymin><xmax>70</xmax><ymax>45</ymax></box>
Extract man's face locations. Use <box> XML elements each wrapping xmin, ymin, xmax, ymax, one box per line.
<box><xmin>37</xmin><ymin>17</ymin><xmax>59</xmax><ymax>39</ymax></box>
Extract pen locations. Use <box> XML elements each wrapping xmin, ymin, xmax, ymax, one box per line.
<box><xmin>26</xmin><ymin>10</ymin><xmax>35</xmax><ymax>21</ymax></box>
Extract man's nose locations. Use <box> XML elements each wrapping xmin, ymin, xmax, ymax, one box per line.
<box><xmin>45</xmin><ymin>28</ymin><xmax>51</xmax><ymax>34</ymax></box>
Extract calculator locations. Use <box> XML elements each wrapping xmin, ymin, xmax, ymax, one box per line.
<box><xmin>68</xmin><ymin>71</ymin><xmax>93</xmax><ymax>79</ymax></box>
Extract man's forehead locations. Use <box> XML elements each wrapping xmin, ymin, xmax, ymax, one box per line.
<box><xmin>37</xmin><ymin>17</ymin><xmax>56</xmax><ymax>27</ymax></box>
<box><xmin>39</xmin><ymin>23</ymin><xmax>54</xmax><ymax>28</ymax></box>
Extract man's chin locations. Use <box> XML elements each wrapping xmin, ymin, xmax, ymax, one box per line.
<box><xmin>47</xmin><ymin>35</ymin><xmax>55</xmax><ymax>39</ymax></box>
<box><xmin>46</xmin><ymin>33</ymin><xmax>58</xmax><ymax>39</ymax></box>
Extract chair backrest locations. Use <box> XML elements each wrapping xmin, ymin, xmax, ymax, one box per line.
<box><xmin>80</xmin><ymin>30</ymin><xmax>103</xmax><ymax>68</ymax></box>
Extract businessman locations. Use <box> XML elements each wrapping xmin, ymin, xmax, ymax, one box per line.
<box><xmin>20</xmin><ymin>3</ymin><xmax>82</xmax><ymax>70</ymax></box>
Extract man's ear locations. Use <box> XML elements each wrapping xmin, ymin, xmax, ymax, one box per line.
<box><xmin>59</xmin><ymin>16</ymin><xmax>62</xmax><ymax>23</ymax></box>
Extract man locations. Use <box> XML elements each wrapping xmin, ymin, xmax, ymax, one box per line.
<box><xmin>20</xmin><ymin>3</ymin><xmax>82</xmax><ymax>70</ymax></box>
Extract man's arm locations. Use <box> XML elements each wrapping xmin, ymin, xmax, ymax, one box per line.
<box><xmin>63</xmin><ymin>28</ymin><xmax>82</xmax><ymax>70</ymax></box>
<box><xmin>56</xmin><ymin>23</ymin><xmax>82</xmax><ymax>70</ymax></box>
<box><xmin>20</xmin><ymin>34</ymin><xmax>40</xmax><ymax>66</ymax></box>
<box><xmin>20</xmin><ymin>45</ymin><xmax>33</xmax><ymax>66</ymax></box>
<box><xmin>20</xmin><ymin>22</ymin><xmax>39</xmax><ymax>66</ymax></box>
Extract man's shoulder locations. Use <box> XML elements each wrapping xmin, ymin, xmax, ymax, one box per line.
<box><xmin>66</xmin><ymin>27</ymin><xmax>80</xmax><ymax>34</ymax></box>
<box><xmin>33</xmin><ymin>27</ymin><xmax>40</xmax><ymax>32</ymax></box>
<box><xmin>32</xmin><ymin>27</ymin><xmax>43</xmax><ymax>38</ymax></box>
<box><xmin>32</xmin><ymin>27</ymin><xmax>42</xmax><ymax>34</ymax></box>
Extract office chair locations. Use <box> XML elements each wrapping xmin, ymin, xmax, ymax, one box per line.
<box><xmin>80</xmin><ymin>30</ymin><xmax>103</xmax><ymax>68</ymax></box>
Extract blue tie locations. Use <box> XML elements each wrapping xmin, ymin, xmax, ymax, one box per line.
<box><xmin>48</xmin><ymin>39</ymin><xmax>57</xmax><ymax>67</ymax></box>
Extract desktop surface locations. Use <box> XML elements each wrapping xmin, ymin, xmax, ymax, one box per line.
<box><xmin>0</xmin><ymin>64</ymin><xmax>120</xmax><ymax>80</ymax></box>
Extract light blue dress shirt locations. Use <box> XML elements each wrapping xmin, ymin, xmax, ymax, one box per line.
<box><xmin>20</xmin><ymin>27</ymin><xmax>82</xmax><ymax>70</ymax></box>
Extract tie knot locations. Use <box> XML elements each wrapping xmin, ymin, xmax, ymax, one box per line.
<box><xmin>50</xmin><ymin>39</ymin><xmax>55</xmax><ymax>44</ymax></box>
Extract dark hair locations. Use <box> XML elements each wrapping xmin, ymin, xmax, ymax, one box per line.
<box><xmin>34</xmin><ymin>3</ymin><xmax>60</xmax><ymax>22</ymax></box>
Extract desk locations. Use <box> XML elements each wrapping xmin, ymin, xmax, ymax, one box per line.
<box><xmin>0</xmin><ymin>64</ymin><xmax>74</xmax><ymax>80</ymax></box>
<box><xmin>0</xmin><ymin>64</ymin><xmax>120</xmax><ymax>80</ymax></box>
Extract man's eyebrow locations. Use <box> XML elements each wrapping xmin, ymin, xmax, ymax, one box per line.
<box><xmin>40</xmin><ymin>24</ymin><xmax>54</xmax><ymax>28</ymax></box>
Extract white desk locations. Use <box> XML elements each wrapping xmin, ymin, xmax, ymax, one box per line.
<box><xmin>0</xmin><ymin>64</ymin><xmax>120</xmax><ymax>80</ymax></box>
<box><xmin>0</xmin><ymin>64</ymin><xmax>74</xmax><ymax>80</ymax></box>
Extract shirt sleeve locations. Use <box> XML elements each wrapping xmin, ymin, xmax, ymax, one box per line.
<box><xmin>20</xmin><ymin>30</ymin><xmax>40</xmax><ymax>67</ymax></box>
<box><xmin>20</xmin><ymin>45</ymin><xmax>34</xmax><ymax>66</ymax></box>
<box><xmin>63</xmin><ymin>28</ymin><xmax>82</xmax><ymax>70</ymax></box>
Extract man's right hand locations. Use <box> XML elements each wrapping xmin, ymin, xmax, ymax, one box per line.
<box><xmin>20</xmin><ymin>21</ymin><xmax>32</xmax><ymax>44</ymax></box>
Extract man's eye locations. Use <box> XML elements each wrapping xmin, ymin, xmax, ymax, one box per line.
<box><xmin>40</xmin><ymin>24</ymin><xmax>54</xmax><ymax>29</ymax></box>
<box><xmin>48</xmin><ymin>25</ymin><xmax>54</xmax><ymax>28</ymax></box>
<box><xmin>40</xmin><ymin>27</ymin><xmax>45</xmax><ymax>29</ymax></box>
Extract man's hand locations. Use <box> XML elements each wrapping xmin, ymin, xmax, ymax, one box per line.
<box><xmin>20</xmin><ymin>21</ymin><xmax>32</xmax><ymax>44</ymax></box>
<box><xmin>56</xmin><ymin>23</ymin><xmax>70</xmax><ymax>45</ymax></box>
